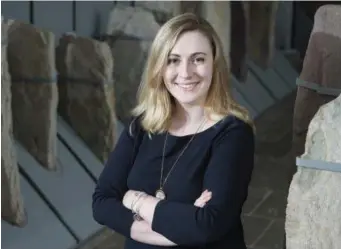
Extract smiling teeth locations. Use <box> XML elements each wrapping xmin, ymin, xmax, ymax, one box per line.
<box><xmin>176</xmin><ymin>83</ymin><xmax>198</xmax><ymax>90</ymax></box>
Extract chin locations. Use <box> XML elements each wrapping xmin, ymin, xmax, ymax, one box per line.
<box><xmin>173</xmin><ymin>95</ymin><xmax>206</xmax><ymax>106</ymax></box>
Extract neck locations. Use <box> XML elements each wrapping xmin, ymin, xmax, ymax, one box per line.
<box><xmin>174</xmin><ymin>102</ymin><xmax>206</xmax><ymax>125</ymax></box>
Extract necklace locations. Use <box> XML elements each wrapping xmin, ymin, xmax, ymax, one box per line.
<box><xmin>155</xmin><ymin>118</ymin><xmax>207</xmax><ymax>200</ymax></box>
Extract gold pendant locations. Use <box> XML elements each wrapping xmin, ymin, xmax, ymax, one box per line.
<box><xmin>155</xmin><ymin>189</ymin><xmax>166</xmax><ymax>200</ymax></box>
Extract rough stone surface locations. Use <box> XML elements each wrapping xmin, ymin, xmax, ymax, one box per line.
<box><xmin>56</xmin><ymin>34</ymin><xmax>116</xmax><ymax>164</ymax></box>
<box><xmin>244</xmin><ymin>2</ymin><xmax>279</xmax><ymax>69</ymax></box>
<box><xmin>105</xmin><ymin>6</ymin><xmax>160</xmax><ymax>125</ymax></box>
<box><xmin>202</xmin><ymin>1</ymin><xmax>231</xmax><ymax>68</ymax></box>
<box><xmin>286</xmin><ymin>94</ymin><xmax>341</xmax><ymax>249</ymax></box>
<box><xmin>293</xmin><ymin>5</ymin><xmax>341</xmax><ymax>156</ymax></box>
<box><xmin>106</xmin><ymin>6</ymin><xmax>160</xmax><ymax>40</ymax></box>
<box><xmin>1</xmin><ymin>18</ymin><xmax>27</xmax><ymax>228</ymax></box>
<box><xmin>7</xmin><ymin>20</ymin><xmax>58</xmax><ymax>170</ymax></box>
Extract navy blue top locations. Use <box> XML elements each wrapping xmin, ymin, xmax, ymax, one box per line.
<box><xmin>92</xmin><ymin>115</ymin><xmax>255</xmax><ymax>249</ymax></box>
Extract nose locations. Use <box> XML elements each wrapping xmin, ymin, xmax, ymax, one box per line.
<box><xmin>178</xmin><ymin>61</ymin><xmax>193</xmax><ymax>78</ymax></box>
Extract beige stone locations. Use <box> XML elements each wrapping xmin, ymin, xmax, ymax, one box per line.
<box><xmin>286</xmin><ymin>94</ymin><xmax>341</xmax><ymax>249</ymax></box>
<box><xmin>7</xmin><ymin>20</ymin><xmax>58</xmax><ymax>170</ymax></box>
<box><xmin>105</xmin><ymin>6</ymin><xmax>160</xmax><ymax>125</ymax></box>
<box><xmin>202</xmin><ymin>1</ymin><xmax>231</xmax><ymax>69</ymax></box>
<box><xmin>106</xmin><ymin>5</ymin><xmax>160</xmax><ymax>40</ymax></box>
<box><xmin>56</xmin><ymin>34</ymin><xmax>116</xmax><ymax>164</ymax></box>
<box><xmin>293</xmin><ymin>5</ymin><xmax>341</xmax><ymax>156</ymax></box>
<box><xmin>1</xmin><ymin>17</ymin><xmax>27</xmax><ymax>227</ymax></box>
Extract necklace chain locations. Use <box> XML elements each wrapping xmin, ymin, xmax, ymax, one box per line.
<box><xmin>159</xmin><ymin>118</ymin><xmax>207</xmax><ymax>193</ymax></box>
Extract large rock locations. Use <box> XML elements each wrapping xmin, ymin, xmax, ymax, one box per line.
<box><xmin>1</xmin><ymin>18</ymin><xmax>27</xmax><ymax>227</ymax></box>
<box><xmin>285</xmin><ymin>94</ymin><xmax>341</xmax><ymax>249</ymax></box>
<box><xmin>7</xmin><ymin>20</ymin><xmax>58</xmax><ymax>170</ymax></box>
<box><xmin>293</xmin><ymin>5</ymin><xmax>341</xmax><ymax>156</ymax></box>
<box><xmin>105</xmin><ymin>6</ymin><xmax>160</xmax><ymax>125</ymax></box>
<box><xmin>244</xmin><ymin>2</ymin><xmax>279</xmax><ymax>69</ymax></box>
<box><xmin>56</xmin><ymin>34</ymin><xmax>116</xmax><ymax>164</ymax></box>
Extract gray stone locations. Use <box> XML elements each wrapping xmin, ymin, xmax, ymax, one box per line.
<box><xmin>7</xmin><ymin>20</ymin><xmax>58</xmax><ymax>170</ymax></box>
<box><xmin>1</xmin><ymin>18</ymin><xmax>27</xmax><ymax>227</ymax></box>
<box><xmin>105</xmin><ymin>6</ymin><xmax>160</xmax><ymax>125</ymax></box>
<box><xmin>293</xmin><ymin>5</ymin><xmax>341</xmax><ymax>156</ymax></box>
<box><xmin>286</xmin><ymin>94</ymin><xmax>341</xmax><ymax>249</ymax></box>
<box><xmin>106</xmin><ymin>5</ymin><xmax>160</xmax><ymax>40</ymax></box>
<box><xmin>202</xmin><ymin>1</ymin><xmax>231</xmax><ymax>68</ymax></box>
<box><xmin>56</xmin><ymin>34</ymin><xmax>116</xmax><ymax>164</ymax></box>
<box><xmin>244</xmin><ymin>2</ymin><xmax>279</xmax><ymax>69</ymax></box>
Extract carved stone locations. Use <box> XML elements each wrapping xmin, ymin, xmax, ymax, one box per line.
<box><xmin>56</xmin><ymin>34</ymin><xmax>116</xmax><ymax>163</ymax></box>
<box><xmin>7</xmin><ymin>20</ymin><xmax>58</xmax><ymax>170</ymax></box>
<box><xmin>293</xmin><ymin>5</ymin><xmax>341</xmax><ymax>156</ymax></box>
<box><xmin>286</xmin><ymin>94</ymin><xmax>341</xmax><ymax>249</ymax></box>
<box><xmin>105</xmin><ymin>6</ymin><xmax>160</xmax><ymax>125</ymax></box>
<box><xmin>1</xmin><ymin>18</ymin><xmax>27</xmax><ymax>227</ymax></box>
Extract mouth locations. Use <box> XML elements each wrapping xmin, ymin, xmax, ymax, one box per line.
<box><xmin>174</xmin><ymin>82</ymin><xmax>200</xmax><ymax>91</ymax></box>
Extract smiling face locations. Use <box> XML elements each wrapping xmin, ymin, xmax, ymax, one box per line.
<box><xmin>163</xmin><ymin>30</ymin><xmax>214</xmax><ymax>107</ymax></box>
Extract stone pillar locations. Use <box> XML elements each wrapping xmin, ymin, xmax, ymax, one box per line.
<box><xmin>285</xmin><ymin>94</ymin><xmax>341</xmax><ymax>249</ymax></box>
<box><xmin>1</xmin><ymin>18</ymin><xmax>27</xmax><ymax>227</ymax></box>
<box><xmin>56</xmin><ymin>34</ymin><xmax>116</xmax><ymax>164</ymax></box>
<box><xmin>105</xmin><ymin>6</ymin><xmax>160</xmax><ymax>125</ymax></box>
<box><xmin>244</xmin><ymin>1</ymin><xmax>279</xmax><ymax>69</ymax></box>
<box><xmin>202</xmin><ymin>1</ymin><xmax>231</xmax><ymax>70</ymax></box>
<box><xmin>230</xmin><ymin>1</ymin><xmax>248</xmax><ymax>82</ymax></box>
<box><xmin>7</xmin><ymin>20</ymin><xmax>58</xmax><ymax>171</ymax></box>
<box><xmin>292</xmin><ymin>5</ymin><xmax>341</xmax><ymax>157</ymax></box>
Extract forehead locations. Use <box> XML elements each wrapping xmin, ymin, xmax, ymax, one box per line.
<box><xmin>170</xmin><ymin>30</ymin><xmax>212</xmax><ymax>56</ymax></box>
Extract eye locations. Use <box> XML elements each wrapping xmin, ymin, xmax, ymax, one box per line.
<box><xmin>193</xmin><ymin>57</ymin><xmax>205</xmax><ymax>64</ymax></box>
<box><xmin>167</xmin><ymin>58</ymin><xmax>179</xmax><ymax>65</ymax></box>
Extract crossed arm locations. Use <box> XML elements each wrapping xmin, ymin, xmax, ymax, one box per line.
<box><xmin>125</xmin><ymin>190</ymin><xmax>212</xmax><ymax>246</ymax></box>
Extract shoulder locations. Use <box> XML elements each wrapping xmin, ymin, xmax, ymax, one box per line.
<box><xmin>127</xmin><ymin>115</ymin><xmax>144</xmax><ymax>138</ymax></box>
<box><xmin>213</xmin><ymin>115</ymin><xmax>255</xmax><ymax>146</ymax></box>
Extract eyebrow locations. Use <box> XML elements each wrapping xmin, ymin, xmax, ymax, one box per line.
<box><xmin>169</xmin><ymin>52</ymin><xmax>207</xmax><ymax>57</ymax></box>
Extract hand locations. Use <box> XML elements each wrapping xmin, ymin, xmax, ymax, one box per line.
<box><xmin>194</xmin><ymin>189</ymin><xmax>212</xmax><ymax>208</ymax></box>
<box><xmin>122</xmin><ymin>190</ymin><xmax>140</xmax><ymax>210</ymax></box>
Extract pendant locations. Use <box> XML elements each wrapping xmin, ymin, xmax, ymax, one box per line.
<box><xmin>155</xmin><ymin>189</ymin><xmax>166</xmax><ymax>200</ymax></box>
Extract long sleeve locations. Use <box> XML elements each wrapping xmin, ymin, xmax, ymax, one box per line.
<box><xmin>151</xmin><ymin>120</ymin><xmax>255</xmax><ymax>246</ymax></box>
<box><xmin>92</xmin><ymin>120</ymin><xmax>142</xmax><ymax>237</ymax></box>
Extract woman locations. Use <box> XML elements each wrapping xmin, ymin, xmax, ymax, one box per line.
<box><xmin>92</xmin><ymin>13</ymin><xmax>255</xmax><ymax>249</ymax></box>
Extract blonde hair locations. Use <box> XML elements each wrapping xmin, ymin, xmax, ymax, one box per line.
<box><xmin>131</xmin><ymin>13</ymin><xmax>255</xmax><ymax>134</ymax></box>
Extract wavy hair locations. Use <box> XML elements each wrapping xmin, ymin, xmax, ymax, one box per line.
<box><xmin>131</xmin><ymin>13</ymin><xmax>254</xmax><ymax>134</ymax></box>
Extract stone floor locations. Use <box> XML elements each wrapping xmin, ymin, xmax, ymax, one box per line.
<box><xmin>78</xmin><ymin>92</ymin><xmax>297</xmax><ymax>249</ymax></box>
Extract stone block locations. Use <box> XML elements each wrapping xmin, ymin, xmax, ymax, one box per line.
<box><xmin>293</xmin><ymin>5</ymin><xmax>341</xmax><ymax>156</ymax></box>
<box><xmin>105</xmin><ymin>6</ymin><xmax>160</xmax><ymax>125</ymax></box>
<box><xmin>7</xmin><ymin>20</ymin><xmax>58</xmax><ymax>170</ymax></box>
<box><xmin>1</xmin><ymin>17</ymin><xmax>27</xmax><ymax>227</ymax></box>
<box><xmin>56</xmin><ymin>34</ymin><xmax>116</xmax><ymax>164</ymax></box>
<box><xmin>286</xmin><ymin>94</ymin><xmax>341</xmax><ymax>249</ymax></box>
<box><xmin>244</xmin><ymin>1</ymin><xmax>279</xmax><ymax>69</ymax></box>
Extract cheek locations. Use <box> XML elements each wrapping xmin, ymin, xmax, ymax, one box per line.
<box><xmin>197</xmin><ymin>65</ymin><xmax>213</xmax><ymax>82</ymax></box>
<box><xmin>163</xmin><ymin>68</ymin><xmax>176</xmax><ymax>87</ymax></box>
